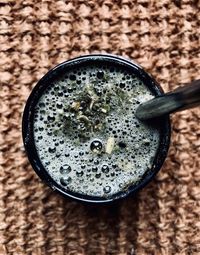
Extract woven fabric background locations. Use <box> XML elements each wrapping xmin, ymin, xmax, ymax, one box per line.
<box><xmin>0</xmin><ymin>0</ymin><xmax>200</xmax><ymax>254</ymax></box>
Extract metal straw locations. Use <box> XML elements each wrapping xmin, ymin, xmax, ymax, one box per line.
<box><xmin>135</xmin><ymin>79</ymin><xmax>200</xmax><ymax>120</ymax></box>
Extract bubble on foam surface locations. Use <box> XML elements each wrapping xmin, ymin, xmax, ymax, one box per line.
<box><xmin>33</xmin><ymin>64</ymin><xmax>160</xmax><ymax>198</ymax></box>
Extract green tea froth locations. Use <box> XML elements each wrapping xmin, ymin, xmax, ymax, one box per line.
<box><xmin>34</xmin><ymin>64</ymin><xmax>161</xmax><ymax>198</ymax></box>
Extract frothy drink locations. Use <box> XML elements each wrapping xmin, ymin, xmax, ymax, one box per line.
<box><xmin>33</xmin><ymin>61</ymin><xmax>161</xmax><ymax>198</ymax></box>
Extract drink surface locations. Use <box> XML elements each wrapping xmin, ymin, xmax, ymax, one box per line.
<box><xmin>34</xmin><ymin>63</ymin><xmax>161</xmax><ymax>198</ymax></box>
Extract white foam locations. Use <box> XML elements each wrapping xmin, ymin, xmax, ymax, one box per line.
<box><xmin>33</xmin><ymin>65</ymin><xmax>160</xmax><ymax>197</ymax></box>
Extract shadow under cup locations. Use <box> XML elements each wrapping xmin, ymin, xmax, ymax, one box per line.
<box><xmin>22</xmin><ymin>54</ymin><xmax>171</xmax><ymax>203</ymax></box>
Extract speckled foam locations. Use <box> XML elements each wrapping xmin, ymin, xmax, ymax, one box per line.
<box><xmin>33</xmin><ymin>64</ymin><xmax>160</xmax><ymax>198</ymax></box>
<box><xmin>0</xmin><ymin>0</ymin><xmax>199</xmax><ymax>254</ymax></box>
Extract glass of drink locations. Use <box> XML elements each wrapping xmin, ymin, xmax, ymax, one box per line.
<box><xmin>22</xmin><ymin>54</ymin><xmax>171</xmax><ymax>203</ymax></box>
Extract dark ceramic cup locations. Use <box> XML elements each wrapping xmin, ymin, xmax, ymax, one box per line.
<box><xmin>22</xmin><ymin>54</ymin><xmax>171</xmax><ymax>203</ymax></box>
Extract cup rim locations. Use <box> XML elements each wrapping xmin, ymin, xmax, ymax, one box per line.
<box><xmin>22</xmin><ymin>54</ymin><xmax>171</xmax><ymax>203</ymax></box>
